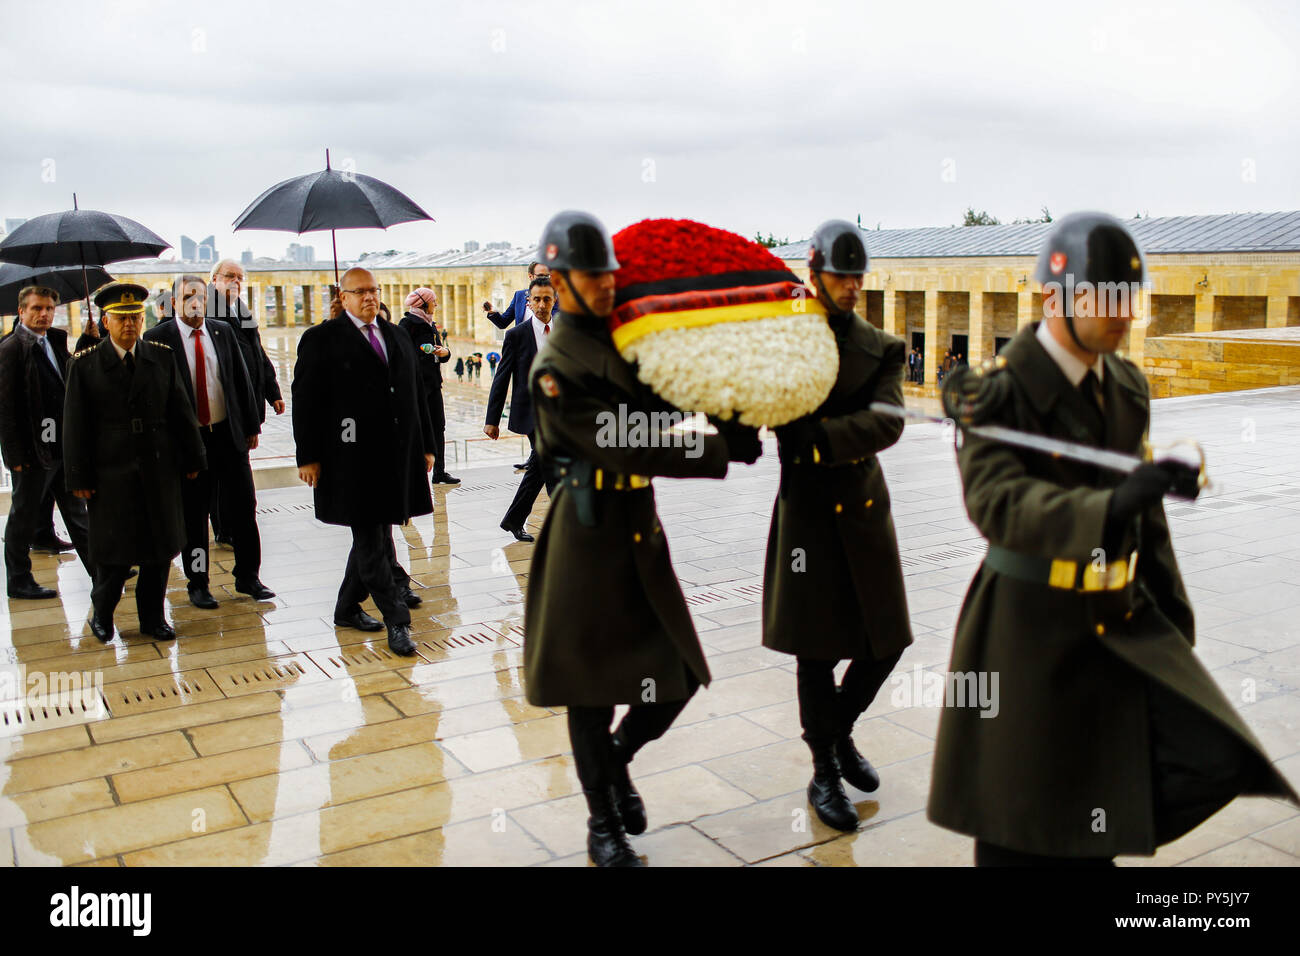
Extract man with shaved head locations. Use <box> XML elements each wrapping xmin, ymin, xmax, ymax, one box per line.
<box><xmin>292</xmin><ymin>267</ymin><xmax>437</xmax><ymax>655</ymax></box>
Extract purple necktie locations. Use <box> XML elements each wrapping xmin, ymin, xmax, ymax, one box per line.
<box><xmin>364</xmin><ymin>322</ymin><xmax>387</xmax><ymax>364</ymax></box>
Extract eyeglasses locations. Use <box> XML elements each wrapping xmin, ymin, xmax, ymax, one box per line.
<box><xmin>215</xmin><ymin>273</ymin><xmax>244</xmax><ymax>283</ymax></box>
<box><xmin>341</xmin><ymin>287</ymin><xmax>379</xmax><ymax>297</ymax></box>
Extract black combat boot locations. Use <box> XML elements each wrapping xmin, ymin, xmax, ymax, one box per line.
<box><xmin>582</xmin><ymin>787</ymin><xmax>643</xmax><ymax>867</ymax></box>
<box><xmin>835</xmin><ymin>734</ymin><xmax>881</xmax><ymax>792</ymax></box>
<box><xmin>610</xmin><ymin>727</ymin><xmax>648</xmax><ymax>835</ymax></box>
<box><xmin>806</xmin><ymin>743</ymin><xmax>859</xmax><ymax>832</ymax></box>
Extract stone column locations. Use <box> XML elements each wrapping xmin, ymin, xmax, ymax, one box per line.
<box><xmin>882</xmin><ymin>288</ymin><xmax>899</xmax><ymax>336</ymax></box>
<box><xmin>1017</xmin><ymin>288</ymin><xmax>1036</xmax><ymax>330</ymax></box>
<box><xmin>301</xmin><ymin>285</ymin><xmax>315</xmax><ymax>325</ymax></box>
<box><xmin>969</xmin><ymin>292</ymin><xmax>991</xmax><ymax>366</ymax></box>
<box><xmin>1194</xmin><ymin>290</ymin><xmax>1214</xmax><ymax>332</ymax></box>
<box><xmin>923</xmin><ymin>287</ymin><xmax>939</xmax><ymax>385</ymax></box>
<box><xmin>1127</xmin><ymin>286</ymin><xmax>1148</xmax><ymax>365</ymax></box>
<box><xmin>1266</xmin><ymin>294</ymin><xmax>1288</xmax><ymax>329</ymax></box>
<box><xmin>273</xmin><ymin>286</ymin><xmax>287</xmax><ymax>328</ymax></box>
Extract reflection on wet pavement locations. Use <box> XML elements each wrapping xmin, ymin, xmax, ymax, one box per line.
<box><xmin>1</xmin><ymin>386</ymin><xmax>1299</xmax><ymax>866</ymax></box>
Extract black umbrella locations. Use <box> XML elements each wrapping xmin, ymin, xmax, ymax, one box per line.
<box><xmin>0</xmin><ymin>194</ymin><xmax>170</xmax><ymax>329</ymax></box>
<box><xmin>0</xmin><ymin>263</ymin><xmax>113</xmax><ymax>316</ymax></box>
<box><xmin>231</xmin><ymin>149</ymin><xmax>434</xmax><ymax>285</ymax></box>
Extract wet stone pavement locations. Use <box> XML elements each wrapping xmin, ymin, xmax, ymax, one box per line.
<box><xmin>1</xmin><ymin>377</ymin><xmax>1298</xmax><ymax>866</ymax></box>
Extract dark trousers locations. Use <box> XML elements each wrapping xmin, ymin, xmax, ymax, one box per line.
<box><xmin>36</xmin><ymin>485</ymin><xmax>58</xmax><ymax>539</ymax></box>
<box><xmin>432</xmin><ymin>426</ymin><xmax>446</xmax><ymax>476</ymax></box>
<box><xmin>92</xmin><ymin>562</ymin><xmax>170</xmax><ymax>629</ymax></box>
<box><xmin>502</xmin><ymin>433</ymin><xmax>554</xmax><ymax>530</ymax></box>
<box><xmin>181</xmin><ymin>422</ymin><xmax>260</xmax><ymax>587</ymax></box>
<box><xmin>5</xmin><ymin>461</ymin><xmax>93</xmax><ymax>586</ymax></box>
<box><xmin>335</xmin><ymin>524</ymin><xmax>410</xmax><ymax>626</ymax></box>
<box><xmin>796</xmin><ymin>651</ymin><xmax>904</xmax><ymax>747</ymax></box>
<box><xmin>567</xmin><ymin>683</ymin><xmax>697</xmax><ymax>792</ymax></box>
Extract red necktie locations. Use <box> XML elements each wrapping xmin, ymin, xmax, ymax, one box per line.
<box><xmin>544</xmin><ymin>324</ymin><xmax>549</xmax><ymax>336</ymax></box>
<box><xmin>192</xmin><ymin>328</ymin><xmax>210</xmax><ymax>426</ymax></box>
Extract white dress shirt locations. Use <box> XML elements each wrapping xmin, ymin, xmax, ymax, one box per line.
<box><xmin>1036</xmin><ymin>320</ymin><xmax>1104</xmax><ymax>388</ymax></box>
<box><xmin>349</xmin><ymin>311</ymin><xmax>388</xmax><ymax>362</ymax></box>
<box><xmin>111</xmin><ymin>339</ymin><xmax>137</xmax><ymax>362</ymax></box>
<box><xmin>531</xmin><ymin>312</ymin><xmax>553</xmax><ymax>351</ymax></box>
<box><xmin>180</xmin><ymin>318</ymin><xmax>227</xmax><ymax>425</ymax></box>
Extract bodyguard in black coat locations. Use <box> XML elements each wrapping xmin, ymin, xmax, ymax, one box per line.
<box><xmin>0</xmin><ymin>288</ymin><xmax>94</xmax><ymax>598</ymax></box>
<box><xmin>143</xmin><ymin>275</ymin><xmax>272</xmax><ymax>608</ymax></box>
<box><xmin>484</xmin><ymin>276</ymin><xmax>553</xmax><ymax>541</ymax></box>
<box><xmin>64</xmin><ymin>283</ymin><xmax>206</xmax><ymax>642</ymax></box>
<box><xmin>293</xmin><ymin>268</ymin><xmax>436</xmax><ymax>656</ymax></box>
<box><xmin>398</xmin><ymin>288</ymin><xmax>458</xmax><ymax>484</ymax></box>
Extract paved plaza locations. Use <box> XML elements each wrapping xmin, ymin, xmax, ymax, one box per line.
<box><xmin>1</xmin><ymin>343</ymin><xmax>1298</xmax><ymax>865</ymax></box>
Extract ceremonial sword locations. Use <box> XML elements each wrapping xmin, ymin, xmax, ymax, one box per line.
<box><xmin>868</xmin><ymin>402</ymin><xmax>1208</xmax><ymax>498</ymax></box>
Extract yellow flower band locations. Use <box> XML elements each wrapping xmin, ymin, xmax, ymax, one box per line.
<box><xmin>612</xmin><ymin>296</ymin><xmax>826</xmax><ymax>349</ymax></box>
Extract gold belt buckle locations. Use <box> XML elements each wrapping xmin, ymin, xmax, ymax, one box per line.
<box><xmin>1048</xmin><ymin>559</ymin><xmax>1077</xmax><ymax>589</ymax></box>
<box><xmin>1079</xmin><ymin>551</ymin><xmax>1138</xmax><ymax>592</ymax></box>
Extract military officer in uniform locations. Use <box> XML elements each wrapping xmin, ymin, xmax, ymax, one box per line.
<box><xmin>524</xmin><ymin>211</ymin><xmax>761</xmax><ymax>867</ymax></box>
<box><xmin>927</xmin><ymin>212</ymin><xmax>1299</xmax><ymax>865</ymax></box>
<box><xmin>763</xmin><ymin>220</ymin><xmax>913</xmax><ymax>831</ymax></box>
<box><xmin>63</xmin><ymin>283</ymin><xmax>206</xmax><ymax>642</ymax></box>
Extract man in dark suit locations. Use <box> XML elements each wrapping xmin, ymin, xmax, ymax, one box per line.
<box><xmin>0</xmin><ymin>285</ymin><xmax>95</xmax><ymax>598</ymax></box>
<box><xmin>482</xmin><ymin>261</ymin><xmax>550</xmax><ymax>331</ymax></box>
<box><xmin>293</xmin><ymin>268</ymin><xmax>437</xmax><ymax>656</ymax></box>
<box><xmin>484</xmin><ymin>275</ymin><xmax>556</xmax><ymax>542</ymax></box>
<box><xmin>143</xmin><ymin>275</ymin><xmax>274</xmax><ymax>608</ymax></box>
<box><xmin>399</xmin><ymin>287</ymin><xmax>458</xmax><ymax>485</ymax></box>
<box><xmin>205</xmin><ymin>260</ymin><xmax>284</xmax><ymax>548</ymax></box>
<box><xmin>64</xmin><ymin>283</ymin><xmax>207</xmax><ymax>642</ymax></box>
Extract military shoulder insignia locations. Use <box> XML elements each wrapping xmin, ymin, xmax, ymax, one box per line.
<box><xmin>71</xmin><ymin>347</ymin><xmax>94</xmax><ymax>360</ymax></box>
<box><xmin>152</xmin><ymin>341</ymin><xmax>171</xmax><ymax>350</ymax></box>
<box><xmin>538</xmin><ymin>373</ymin><xmax>561</xmax><ymax>398</ymax></box>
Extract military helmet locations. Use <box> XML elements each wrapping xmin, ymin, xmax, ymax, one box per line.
<box><xmin>1033</xmin><ymin>211</ymin><xmax>1144</xmax><ymax>286</ymax></box>
<box><xmin>538</xmin><ymin>210</ymin><xmax>619</xmax><ymax>273</ymax></box>
<box><xmin>807</xmin><ymin>219</ymin><xmax>869</xmax><ymax>275</ymax></box>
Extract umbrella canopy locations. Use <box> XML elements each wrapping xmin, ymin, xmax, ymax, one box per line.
<box><xmin>0</xmin><ymin>202</ymin><xmax>169</xmax><ymax>269</ymax></box>
<box><xmin>231</xmin><ymin>150</ymin><xmax>433</xmax><ymax>284</ymax></box>
<box><xmin>0</xmin><ymin>263</ymin><xmax>113</xmax><ymax>315</ymax></box>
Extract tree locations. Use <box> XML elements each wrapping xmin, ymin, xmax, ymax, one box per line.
<box><xmin>753</xmin><ymin>232</ymin><xmax>790</xmax><ymax>249</ymax></box>
<box><xmin>962</xmin><ymin>208</ymin><xmax>1000</xmax><ymax>226</ymax></box>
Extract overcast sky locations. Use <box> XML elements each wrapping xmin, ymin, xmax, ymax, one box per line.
<box><xmin>2</xmin><ymin>0</ymin><xmax>1296</xmax><ymax>263</ymax></box>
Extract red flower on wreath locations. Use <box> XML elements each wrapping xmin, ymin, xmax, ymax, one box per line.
<box><xmin>612</xmin><ymin>218</ymin><xmax>788</xmax><ymax>290</ymax></box>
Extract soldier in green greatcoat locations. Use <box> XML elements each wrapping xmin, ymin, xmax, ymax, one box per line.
<box><xmin>927</xmin><ymin>212</ymin><xmax>1299</xmax><ymax>865</ymax></box>
<box><xmin>524</xmin><ymin>211</ymin><xmax>762</xmax><ymax>867</ymax></box>
<box><xmin>763</xmin><ymin>220</ymin><xmax>914</xmax><ymax>831</ymax></box>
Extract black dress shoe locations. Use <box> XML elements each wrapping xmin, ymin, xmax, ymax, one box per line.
<box><xmin>513</xmin><ymin>462</ymin><xmax>527</xmax><ymax>471</ymax></box>
<box><xmin>30</xmin><ymin>535</ymin><xmax>73</xmax><ymax>554</ymax></box>
<box><xmin>387</xmin><ymin>623</ymin><xmax>417</xmax><ymax>656</ymax></box>
<box><xmin>141</xmin><ymin>620</ymin><xmax>176</xmax><ymax>641</ymax></box>
<box><xmin>235</xmin><ymin>579</ymin><xmax>276</xmax><ymax>601</ymax></box>
<box><xmin>582</xmin><ymin>788</ymin><xmax>643</xmax><ymax>867</ymax></box>
<box><xmin>213</xmin><ymin>535</ymin><xmax>234</xmax><ymax>549</ymax></box>
<box><xmin>500</xmin><ymin>522</ymin><xmax>534</xmax><ymax>542</ymax></box>
<box><xmin>86</xmin><ymin>613</ymin><xmax>114</xmax><ymax>643</ymax></box>
<box><xmin>807</xmin><ymin>746</ymin><xmax>859</xmax><ymax>832</ymax></box>
<box><xmin>188</xmin><ymin>586</ymin><xmax>219</xmax><ymax>609</ymax></box>
<box><xmin>8</xmin><ymin>581</ymin><xmax>57</xmax><ymax>600</ymax></box>
<box><xmin>334</xmin><ymin>609</ymin><xmax>384</xmax><ymax>632</ymax></box>
<box><xmin>399</xmin><ymin>587</ymin><xmax>422</xmax><ymax>608</ymax></box>
<box><xmin>125</xmin><ymin>567</ymin><xmax>138</xmax><ymax>580</ymax></box>
<box><xmin>836</xmin><ymin>735</ymin><xmax>881</xmax><ymax>792</ymax></box>
<box><xmin>432</xmin><ymin>472</ymin><xmax>461</xmax><ymax>485</ymax></box>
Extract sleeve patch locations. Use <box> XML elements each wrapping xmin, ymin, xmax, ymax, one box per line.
<box><xmin>538</xmin><ymin>373</ymin><xmax>561</xmax><ymax>398</ymax></box>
